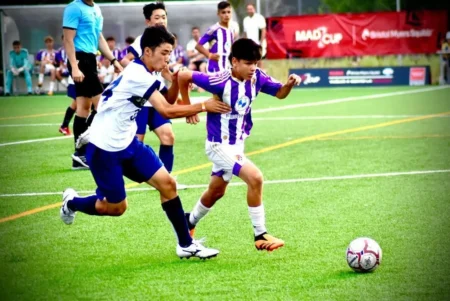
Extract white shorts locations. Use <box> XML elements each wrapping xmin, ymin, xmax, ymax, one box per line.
<box><xmin>205</xmin><ymin>140</ymin><xmax>247</xmax><ymax>182</ymax></box>
<box><xmin>44</xmin><ymin>64</ymin><xmax>55</xmax><ymax>74</ymax></box>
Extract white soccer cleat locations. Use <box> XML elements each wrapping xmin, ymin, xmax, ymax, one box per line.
<box><xmin>75</xmin><ymin>127</ymin><xmax>91</xmax><ymax>149</ymax></box>
<box><xmin>176</xmin><ymin>239</ymin><xmax>219</xmax><ymax>260</ymax></box>
<box><xmin>60</xmin><ymin>188</ymin><xmax>78</xmax><ymax>225</ymax></box>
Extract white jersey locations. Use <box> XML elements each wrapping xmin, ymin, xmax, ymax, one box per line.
<box><xmin>128</xmin><ymin>34</ymin><xmax>143</xmax><ymax>58</ymax></box>
<box><xmin>90</xmin><ymin>59</ymin><xmax>166</xmax><ymax>151</ymax></box>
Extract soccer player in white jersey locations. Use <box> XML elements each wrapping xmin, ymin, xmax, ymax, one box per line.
<box><xmin>119</xmin><ymin>2</ymin><xmax>185</xmax><ymax>188</ymax></box>
<box><xmin>60</xmin><ymin>26</ymin><xmax>231</xmax><ymax>259</ymax></box>
<box><xmin>178</xmin><ymin>38</ymin><xmax>302</xmax><ymax>252</ymax></box>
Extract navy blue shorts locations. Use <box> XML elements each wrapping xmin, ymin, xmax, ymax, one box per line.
<box><xmin>67</xmin><ymin>84</ymin><xmax>76</xmax><ymax>99</ymax></box>
<box><xmin>136</xmin><ymin>107</ymin><xmax>172</xmax><ymax>135</ymax></box>
<box><xmin>86</xmin><ymin>138</ymin><xmax>163</xmax><ymax>203</ymax></box>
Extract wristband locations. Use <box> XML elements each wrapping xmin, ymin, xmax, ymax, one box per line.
<box><xmin>110</xmin><ymin>58</ymin><xmax>117</xmax><ymax>64</ymax></box>
<box><xmin>201</xmin><ymin>102</ymin><xmax>206</xmax><ymax>112</ymax></box>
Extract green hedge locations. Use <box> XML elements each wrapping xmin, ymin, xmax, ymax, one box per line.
<box><xmin>265</xmin><ymin>55</ymin><xmax>441</xmax><ymax>84</ymax></box>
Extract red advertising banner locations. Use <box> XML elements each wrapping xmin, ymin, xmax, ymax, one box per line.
<box><xmin>266</xmin><ymin>11</ymin><xmax>448</xmax><ymax>59</ymax></box>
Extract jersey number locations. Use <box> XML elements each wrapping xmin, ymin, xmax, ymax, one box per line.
<box><xmin>102</xmin><ymin>75</ymin><xmax>123</xmax><ymax>102</ymax></box>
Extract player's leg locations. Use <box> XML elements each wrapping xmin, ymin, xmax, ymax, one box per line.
<box><xmin>60</xmin><ymin>143</ymin><xmax>128</xmax><ymax>224</ymax></box>
<box><xmin>187</xmin><ymin>174</ymin><xmax>228</xmax><ymax>236</ymax></box>
<box><xmin>238</xmin><ymin>161</ymin><xmax>284</xmax><ymax>251</ymax></box>
<box><xmin>56</xmin><ymin>68</ymin><xmax>69</xmax><ymax>88</ymax></box>
<box><xmin>135</xmin><ymin>107</ymin><xmax>149</xmax><ymax>142</ymax></box>
<box><xmin>5</xmin><ymin>70</ymin><xmax>14</xmax><ymax>95</ymax></box>
<box><xmin>124</xmin><ymin>138</ymin><xmax>219</xmax><ymax>259</ymax></box>
<box><xmin>37</xmin><ymin>62</ymin><xmax>45</xmax><ymax>93</ymax></box>
<box><xmin>59</xmin><ymin>84</ymin><xmax>76</xmax><ymax>135</ymax></box>
<box><xmin>23</xmin><ymin>69</ymin><xmax>33</xmax><ymax>95</ymax></box>
<box><xmin>47</xmin><ymin>65</ymin><xmax>56</xmax><ymax>95</ymax></box>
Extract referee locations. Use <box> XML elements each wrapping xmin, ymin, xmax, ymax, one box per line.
<box><xmin>63</xmin><ymin>0</ymin><xmax>123</xmax><ymax>169</ymax></box>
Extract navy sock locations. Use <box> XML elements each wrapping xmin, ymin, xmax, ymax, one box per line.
<box><xmin>62</xmin><ymin>107</ymin><xmax>75</xmax><ymax>128</ymax></box>
<box><xmin>73</xmin><ymin>116</ymin><xmax>87</xmax><ymax>145</ymax></box>
<box><xmin>86</xmin><ymin>109</ymin><xmax>97</xmax><ymax>127</ymax></box>
<box><xmin>159</xmin><ymin>145</ymin><xmax>174</xmax><ymax>173</ymax></box>
<box><xmin>67</xmin><ymin>194</ymin><xmax>101</xmax><ymax>215</ymax></box>
<box><xmin>162</xmin><ymin>196</ymin><xmax>193</xmax><ymax>247</ymax></box>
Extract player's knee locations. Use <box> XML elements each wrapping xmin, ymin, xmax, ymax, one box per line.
<box><xmin>159</xmin><ymin>129</ymin><xmax>175</xmax><ymax>145</ymax></box>
<box><xmin>160</xmin><ymin>176</ymin><xmax>177</xmax><ymax>195</ymax></box>
<box><xmin>248</xmin><ymin>171</ymin><xmax>264</xmax><ymax>189</ymax></box>
<box><xmin>110</xmin><ymin>202</ymin><xmax>127</xmax><ymax>216</ymax></box>
<box><xmin>212</xmin><ymin>189</ymin><xmax>226</xmax><ymax>201</ymax></box>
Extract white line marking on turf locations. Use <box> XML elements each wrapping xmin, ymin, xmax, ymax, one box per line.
<box><xmin>1</xmin><ymin>86</ymin><xmax>448</xmax><ymax>147</ymax></box>
<box><xmin>0</xmin><ymin>123</ymin><xmax>61</xmax><ymax>127</ymax></box>
<box><xmin>0</xmin><ymin>169</ymin><xmax>448</xmax><ymax>198</ymax></box>
<box><xmin>0</xmin><ymin>136</ymin><xmax>72</xmax><ymax>147</ymax></box>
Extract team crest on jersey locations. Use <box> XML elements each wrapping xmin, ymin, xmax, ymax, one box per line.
<box><xmin>224</xmin><ymin>41</ymin><xmax>231</xmax><ymax>52</ymax></box>
<box><xmin>235</xmin><ymin>96</ymin><xmax>250</xmax><ymax>114</ymax></box>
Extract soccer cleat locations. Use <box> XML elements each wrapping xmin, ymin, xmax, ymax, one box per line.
<box><xmin>72</xmin><ymin>159</ymin><xmax>89</xmax><ymax>170</ymax></box>
<box><xmin>254</xmin><ymin>233</ymin><xmax>285</xmax><ymax>251</ymax></box>
<box><xmin>176</xmin><ymin>239</ymin><xmax>219</xmax><ymax>260</ymax></box>
<box><xmin>59</xmin><ymin>126</ymin><xmax>71</xmax><ymax>136</ymax></box>
<box><xmin>75</xmin><ymin>127</ymin><xmax>91</xmax><ymax>149</ymax></box>
<box><xmin>72</xmin><ymin>152</ymin><xmax>89</xmax><ymax>168</ymax></box>
<box><xmin>60</xmin><ymin>188</ymin><xmax>78</xmax><ymax>225</ymax></box>
<box><xmin>185</xmin><ymin>212</ymin><xmax>196</xmax><ymax>237</ymax></box>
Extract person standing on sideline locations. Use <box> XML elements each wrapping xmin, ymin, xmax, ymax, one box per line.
<box><xmin>63</xmin><ymin>0</ymin><xmax>123</xmax><ymax>170</ymax></box>
<box><xmin>243</xmin><ymin>3</ymin><xmax>266</xmax><ymax>68</ymax></box>
<box><xmin>5</xmin><ymin>41</ymin><xmax>32</xmax><ymax>96</ymax></box>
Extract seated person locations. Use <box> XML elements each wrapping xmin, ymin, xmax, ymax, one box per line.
<box><xmin>35</xmin><ymin>36</ymin><xmax>57</xmax><ymax>95</ymax></box>
<box><xmin>5</xmin><ymin>40</ymin><xmax>33</xmax><ymax>96</ymax></box>
<box><xmin>98</xmin><ymin>57</ymin><xmax>115</xmax><ymax>90</ymax></box>
<box><xmin>168</xmin><ymin>34</ymin><xmax>185</xmax><ymax>72</ymax></box>
<box><xmin>55</xmin><ymin>34</ymin><xmax>69</xmax><ymax>88</ymax></box>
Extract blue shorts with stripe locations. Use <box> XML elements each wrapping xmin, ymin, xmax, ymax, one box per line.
<box><xmin>86</xmin><ymin>138</ymin><xmax>163</xmax><ymax>203</ymax></box>
<box><xmin>136</xmin><ymin>107</ymin><xmax>172</xmax><ymax>135</ymax></box>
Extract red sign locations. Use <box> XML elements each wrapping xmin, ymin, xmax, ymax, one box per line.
<box><xmin>266</xmin><ymin>11</ymin><xmax>448</xmax><ymax>59</ymax></box>
<box><xmin>409</xmin><ymin>67</ymin><xmax>426</xmax><ymax>85</ymax></box>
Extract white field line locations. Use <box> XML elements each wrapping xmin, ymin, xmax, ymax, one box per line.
<box><xmin>0</xmin><ymin>86</ymin><xmax>448</xmax><ymax>147</ymax></box>
<box><xmin>0</xmin><ymin>169</ymin><xmax>448</xmax><ymax>198</ymax></box>
<box><xmin>2</xmin><ymin>114</ymin><xmax>450</xmax><ymax>129</ymax></box>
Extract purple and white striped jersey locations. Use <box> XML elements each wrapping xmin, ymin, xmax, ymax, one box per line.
<box><xmin>198</xmin><ymin>23</ymin><xmax>234</xmax><ymax>73</ymax></box>
<box><xmin>36</xmin><ymin>49</ymin><xmax>57</xmax><ymax>65</ymax></box>
<box><xmin>55</xmin><ymin>47</ymin><xmax>67</xmax><ymax>65</ymax></box>
<box><xmin>192</xmin><ymin>69</ymin><xmax>282</xmax><ymax>145</ymax></box>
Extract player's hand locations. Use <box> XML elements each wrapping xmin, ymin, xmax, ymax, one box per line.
<box><xmin>204</xmin><ymin>97</ymin><xmax>231</xmax><ymax>114</ymax></box>
<box><xmin>209</xmin><ymin>53</ymin><xmax>221</xmax><ymax>61</ymax></box>
<box><xmin>113</xmin><ymin>60</ymin><xmax>123</xmax><ymax>73</ymax></box>
<box><xmin>286</xmin><ymin>74</ymin><xmax>302</xmax><ymax>87</ymax></box>
<box><xmin>11</xmin><ymin>68</ymin><xmax>19</xmax><ymax>76</ymax></box>
<box><xmin>72</xmin><ymin>68</ymin><xmax>85</xmax><ymax>82</ymax></box>
<box><xmin>186</xmin><ymin>114</ymin><xmax>200</xmax><ymax>125</ymax></box>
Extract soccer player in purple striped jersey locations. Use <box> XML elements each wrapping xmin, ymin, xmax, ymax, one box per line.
<box><xmin>195</xmin><ymin>1</ymin><xmax>234</xmax><ymax>73</ymax></box>
<box><xmin>178</xmin><ymin>38</ymin><xmax>302</xmax><ymax>252</ymax></box>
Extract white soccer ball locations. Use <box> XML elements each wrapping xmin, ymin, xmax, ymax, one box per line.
<box><xmin>346</xmin><ymin>237</ymin><xmax>382</xmax><ymax>272</ymax></box>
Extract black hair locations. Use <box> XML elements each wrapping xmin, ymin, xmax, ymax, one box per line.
<box><xmin>229</xmin><ymin>38</ymin><xmax>262</xmax><ymax>63</ymax></box>
<box><xmin>106</xmin><ymin>36</ymin><xmax>115</xmax><ymax>42</ymax></box>
<box><xmin>218</xmin><ymin>1</ymin><xmax>231</xmax><ymax>10</ymax></box>
<box><xmin>140</xmin><ymin>25</ymin><xmax>175</xmax><ymax>52</ymax></box>
<box><xmin>143</xmin><ymin>2</ymin><xmax>167</xmax><ymax>20</ymax></box>
<box><xmin>12</xmin><ymin>40</ymin><xmax>21</xmax><ymax>46</ymax></box>
<box><xmin>125</xmin><ymin>36</ymin><xmax>135</xmax><ymax>44</ymax></box>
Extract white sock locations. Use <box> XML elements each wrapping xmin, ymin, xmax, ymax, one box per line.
<box><xmin>60</xmin><ymin>78</ymin><xmax>68</xmax><ymax>87</ymax></box>
<box><xmin>38</xmin><ymin>73</ymin><xmax>44</xmax><ymax>85</ymax></box>
<box><xmin>248</xmin><ymin>205</ymin><xmax>267</xmax><ymax>236</ymax></box>
<box><xmin>49</xmin><ymin>81</ymin><xmax>55</xmax><ymax>92</ymax></box>
<box><xmin>189</xmin><ymin>200</ymin><xmax>211</xmax><ymax>226</ymax></box>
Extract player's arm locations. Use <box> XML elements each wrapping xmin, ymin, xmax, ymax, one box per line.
<box><xmin>63</xmin><ymin>4</ymin><xmax>83</xmax><ymax>81</ymax></box>
<box><xmin>259</xmin><ymin>16</ymin><xmax>267</xmax><ymax>44</ymax></box>
<box><xmin>275</xmin><ymin>74</ymin><xmax>302</xmax><ymax>99</ymax></box>
<box><xmin>120</xmin><ymin>52</ymin><xmax>134</xmax><ymax>67</ymax></box>
<box><xmin>98</xmin><ymin>33</ymin><xmax>123</xmax><ymax>72</ymax></box>
<box><xmin>148</xmin><ymin>90</ymin><xmax>230</xmax><ymax>119</ymax></box>
<box><xmin>195</xmin><ymin>30</ymin><xmax>220</xmax><ymax>61</ymax></box>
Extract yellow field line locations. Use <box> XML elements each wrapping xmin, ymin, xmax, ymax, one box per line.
<box><xmin>0</xmin><ymin>112</ymin><xmax>64</xmax><ymax>121</ymax></box>
<box><xmin>317</xmin><ymin>134</ymin><xmax>450</xmax><ymax>141</ymax></box>
<box><xmin>1</xmin><ymin>110</ymin><xmax>449</xmax><ymax>224</ymax></box>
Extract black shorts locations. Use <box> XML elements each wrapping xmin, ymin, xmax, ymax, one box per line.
<box><xmin>68</xmin><ymin>52</ymin><xmax>103</xmax><ymax>98</ymax></box>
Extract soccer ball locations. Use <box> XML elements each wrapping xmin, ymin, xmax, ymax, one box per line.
<box><xmin>346</xmin><ymin>237</ymin><xmax>382</xmax><ymax>272</ymax></box>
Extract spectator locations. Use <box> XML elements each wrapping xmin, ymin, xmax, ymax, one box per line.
<box><xmin>98</xmin><ymin>57</ymin><xmax>115</xmax><ymax>90</ymax></box>
<box><xmin>35</xmin><ymin>36</ymin><xmax>57</xmax><ymax>95</ymax></box>
<box><xmin>106</xmin><ymin>36</ymin><xmax>121</xmax><ymax>59</ymax></box>
<box><xmin>186</xmin><ymin>26</ymin><xmax>207</xmax><ymax>73</ymax></box>
<box><xmin>119</xmin><ymin>36</ymin><xmax>135</xmax><ymax>61</ymax></box>
<box><xmin>243</xmin><ymin>3</ymin><xmax>266</xmax><ymax>68</ymax></box>
<box><xmin>5</xmin><ymin>40</ymin><xmax>32</xmax><ymax>96</ymax></box>
<box><xmin>442</xmin><ymin>32</ymin><xmax>450</xmax><ymax>84</ymax></box>
<box><xmin>55</xmin><ymin>34</ymin><xmax>69</xmax><ymax>88</ymax></box>
<box><xmin>168</xmin><ymin>34</ymin><xmax>185</xmax><ymax>72</ymax></box>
